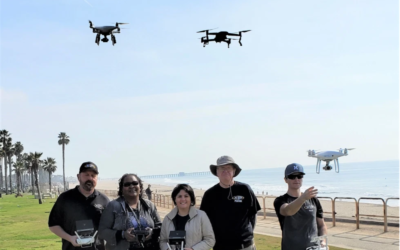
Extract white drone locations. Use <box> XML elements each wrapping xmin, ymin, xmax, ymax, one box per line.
<box><xmin>308</xmin><ymin>148</ymin><xmax>355</xmax><ymax>174</ymax></box>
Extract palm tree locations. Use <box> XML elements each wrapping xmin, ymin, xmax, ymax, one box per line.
<box><xmin>43</xmin><ymin>157</ymin><xmax>57</xmax><ymax>192</ymax></box>
<box><xmin>6</xmin><ymin>139</ymin><xmax>15</xmax><ymax>193</ymax></box>
<box><xmin>12</xmin><ymin>161</ymin><xmax>25</xmax><ymax>197</ymax></box>
<box><xmin>13</xmin><ymin>142</ymin><xmax>24</xmax><ymax>190</ymax></box>
<box><xmin>58</xmin><ymin>132</ymin><xmax>70</xmax><ymax>191</ymax></box>
<box><xmin>0</xmin><ymin>130</ymin><xmax>11</xmax><ymax>193</ymax></box>
<box><xmin>21</xmin><ymin>153</ymin><xmax>31</xmax><ymax>193</ymax></box>
<box><xmin>0</xmin><ymin>149</ymin><xmax>4</xmax><ymax>190</ymax></box>
<box><xmin>30</xmin><ymin>152</ymin><xmax>43</xmax><ymax>204</ymax></box>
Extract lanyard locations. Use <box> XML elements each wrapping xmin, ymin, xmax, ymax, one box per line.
<box><xmin>126</xmin><ymin>201</ymin><xmax>143</xmax><ymax>229</ymax></box>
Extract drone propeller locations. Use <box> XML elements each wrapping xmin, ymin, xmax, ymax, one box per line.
<box><xmin>116</xmin><ymin>22</ymin><xmax>129</xmax><ymax>25</ymax></box>
<box><xmin>239</xmin><ymin>30</ymin><xmax>251</xmax><ymax>33</ymax></box>
<box><xmin>197</xmin><ymin>28</ymin><xmax>218</xmax><ymax>33</ymax></box>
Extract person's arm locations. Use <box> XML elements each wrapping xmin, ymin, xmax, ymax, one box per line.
<box><xmin>159</xmin><ymin>217</ymin><xmax>170</xmax><ymax>250</ymax></box>
<box><xmin>247</xmin><ymin>184</ymin><xmax>261</xmax><ymax>229</ymax></box>
<box><xmin>190</xmin><ymin>211</ymin><xmax>215</xmax><ymax>250</ymax></box>
<box><xmin>49</xmin><ymin>226</ymin><xmax>80</xmax><ymax>247</ymax></box>
<box><xmin>317</xmin><ymin>218</ymin><xmax>328</xmax><ymax>248</ymax></box>
<box><xmin>199</xmin><ymin>191</ymin><xmax>211</xmax><ymax>216</ymax></box>
<box><xmin>280</xmin><ymin>187</ymin><xmax>318</xmax><ymax>216</ymax></box>
<box><xmin>98</xmin><ymin>201</ymin><xmax>123</xmax><ymax>248</ymax></box>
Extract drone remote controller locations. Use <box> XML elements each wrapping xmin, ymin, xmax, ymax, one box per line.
<box><xmin>75</xmin><ymin>230</ymin><xmax>98</xmax><ymax>246</ymax></box>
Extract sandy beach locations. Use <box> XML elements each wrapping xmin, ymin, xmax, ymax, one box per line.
<box><xmin>70</xmin><ymin>179</ymin><xmax>399</xmax><ymax>224</ymax></box>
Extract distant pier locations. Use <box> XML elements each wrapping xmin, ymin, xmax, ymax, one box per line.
<box><xmin>140</xmin><ymin>171</ymin><xmax>211</xmax><ymax>179</ymax></box>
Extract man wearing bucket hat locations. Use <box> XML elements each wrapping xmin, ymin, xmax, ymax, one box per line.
<box><xmin>200</xmin><ymin>156</ymin><xmax>261</xmax><ymax>250</ymax></box>
<box><xmin>273</xmin><ymin>163</ymin><xmax>328</xmax><ymax>250</ymax></box>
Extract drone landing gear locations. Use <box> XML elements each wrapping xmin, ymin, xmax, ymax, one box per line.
<box><xmin>111</xmin><ymin>34</ymin><xmax>117</xmax><ymax>46</ymax></box>
<box><xmin>95</xmin><ymin>34</ymin><xmax>100</xmax><ymax>46</ymax></box>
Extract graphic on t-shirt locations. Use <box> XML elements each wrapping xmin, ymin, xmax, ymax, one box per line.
<box><xmin>232</xmin><ymin>195</ymin><xmax>245</xmax><ymax>203</ymax></box>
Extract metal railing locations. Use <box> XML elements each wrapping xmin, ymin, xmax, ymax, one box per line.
<box><xmin>317</xmin><ymin>197</ymin><xmax>334</xmax><ymax>226</ymax></box>
<box><xmin>357</xmin><ymin>197</ymin><xmax>385</xmax><ymax>230</ymax></box>
<box><xmin>101</xmin><ymin>189</ymin><xmax>398</xmax><ymax>233</ymax></box>
<box><xmin>385</xmin><ymin>198</ymin><xmax>399</xmax><ymax>232</ymax></box>
<box><xmin>333</xmin><ymin>197</ymin><xmax>358</xmax><ymax>227</ymax></box>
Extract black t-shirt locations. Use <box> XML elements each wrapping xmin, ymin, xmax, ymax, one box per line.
<box><xmin>273</xmin><ymin>193</ymin><xmax>323</xmax><ymax>250</ymax></box>
<box><xmin>48</xmin><ymin>186</ymin><xmax>110</xmax><ymax>250</ymax></box>
<box><xmin>174</xmin><ymin>214</ymin><xmax>190</xmax><ymax>231</ymax></box>
<box><xmin>200</xmin><ymin>181</ymin><xmax>261</xmax><ymax>250</ymax></box>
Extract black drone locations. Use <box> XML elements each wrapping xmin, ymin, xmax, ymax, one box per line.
<box><xmin>197</xmin><ymin>29</ymin><xmax>251</xmax><ymax>48</ymax></box>
<box><xmin>89</xmin><ymin>20</ymin><xmax>128</xmax><ymax>46</ymax></box>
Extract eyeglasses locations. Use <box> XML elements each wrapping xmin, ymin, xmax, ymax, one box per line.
<box><xmin>287</xmin><ymin>175</ymin><xmax>304</xmax><ymax>180</ymax></box>
<box><xmin>123</xmin><ymin>181</ymin><xmax>139</xmax><ymax>187</ymax></box>
<box><xmin>217</xmin><ymin>166</ymin><xmax>234</xmax><ymax>172</ymax></box>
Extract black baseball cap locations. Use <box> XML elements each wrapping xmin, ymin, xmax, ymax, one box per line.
<box><xmin>79</xmin><ymin>161</ymin><xmax>99</xmax><ymax>174</ymax></box>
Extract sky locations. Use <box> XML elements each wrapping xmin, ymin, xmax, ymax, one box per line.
<box><xmin>1</xmin><ymin>0</ymin><xmax>398</xmax><ymax>179</ymax></box>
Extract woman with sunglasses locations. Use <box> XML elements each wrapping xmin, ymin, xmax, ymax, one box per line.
<box><xmin>160</xmin><ymin>184</ymin><xmax>215</xmax><ymax>250</ymax></box>
<box><xmin>273</xmin><ymin>163</ymin><xmax>329</xmax><ymax>250</ymax></box>
<box><xmin>99</xmin><ymin>173</ymin><xmax>162</xmax><ymax>250</ymax></box>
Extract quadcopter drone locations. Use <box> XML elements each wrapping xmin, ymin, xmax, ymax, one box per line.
<box><xmin>89</xmin><ymin>20</ymin><xmax>128</xmax><ymax>46</ymax></box>
<box><xmin>197</xmin><ymin>29</ymin><xmax>251</xmax><ymax>48</ymax></box>
<box><xmin>308</xmin><ymin>148</ymin><xmax>355</xmax><ymax>174</ymax></box>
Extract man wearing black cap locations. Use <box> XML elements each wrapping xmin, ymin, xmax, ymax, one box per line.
<box><xmin>200</xmin><ymin>156</ymin><xmax>261</xmax><ymax>250</ymax></box>
<box><xmin>48</xmin><ymin>161</ymin><xmax>110</xmax><ymax>250</ymax></box>
<box><xmin>274</xmin><ymin>163</ymin><xmax>328</xmax><ymax>250</ymax></box>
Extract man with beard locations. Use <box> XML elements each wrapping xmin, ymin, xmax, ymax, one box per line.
<box><xmin>49</xmin><ymin>161</ymin><xmax>110</xmax><ymax>250</ymax></box>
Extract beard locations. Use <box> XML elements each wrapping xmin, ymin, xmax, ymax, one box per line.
<box><xmin>81</xmin><ymin>180</ymin><xmax>94</xmax><ymax>191</ymax></box>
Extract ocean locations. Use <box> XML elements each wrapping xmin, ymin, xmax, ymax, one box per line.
<box><xmin>142</xmin><ymin>160</ymin><xmax>399</xmax><ymax>206</ymax></box>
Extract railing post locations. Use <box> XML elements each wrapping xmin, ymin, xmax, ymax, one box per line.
<box><xmin>358</xmin><ymin>197</ymin><xmax>385</xmax><ymax>231</ymax></box>
<box><xmin>333</xmin><ymin>197</ymin><xmax>358</xmax><ymax>229</ymax></box>
<box><xmin>263</xmin><ymin>196</ymin><xmax>266</xmax><ymax>219</ymax></box>
<box><xmin>385</xmin><ymin>198</ymin><xmax>399</xmax><ymax>232</ymax></box>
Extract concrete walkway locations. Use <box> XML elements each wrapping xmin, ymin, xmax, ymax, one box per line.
<box><xmin>156</xmin><ymin>207</ymin><xmax>399</xmax><ymax>250</ymax></box>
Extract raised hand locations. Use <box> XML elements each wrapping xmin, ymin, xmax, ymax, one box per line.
<box><xmin>300</xmin><ymin>186</ymin><xmax>318</xmax><ymax>201</ymax></box>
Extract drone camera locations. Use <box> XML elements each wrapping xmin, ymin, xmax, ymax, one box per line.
<box><xmin>323</xmin><ymin>166</ymin><xmax>332</xmax><ymax>171</ymax></box>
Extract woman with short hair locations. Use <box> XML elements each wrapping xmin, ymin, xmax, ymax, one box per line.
<box><xmin>99</xmin><ymin>173</ymin><xmax>162</xmax><ymax>250</ymax></box>
<box><xmin>160</xmin><ymin>184</ymin><xmax>215</xmax><ymax>250</ymax></box>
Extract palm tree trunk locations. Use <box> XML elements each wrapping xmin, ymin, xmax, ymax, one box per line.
<box><xmin>48</xmin><ymin>172</ymin><xmax>51</xmax><ymax>192</ymax></box>
<box><xmin>33</xmin><ymin>168</ymin><xmax>42</xmax><ymax>204</ymax></box>
<box><xmin>62</xmin><ymin>144</ymin><xmax>66</xmax><ymax>191</ymax></box>
<box><xmin>31</xmin><ymin>169</ymin><xmax>35</xmax><ymax>195</ymax></box>
<box><xmin>19</xmin><ymin>174</ymin><xmax>23</xmax><ymax>193</ymax></box>
<box><xmin>0</xmin><ymin>158</ymin><xmax>3</xmax><ymax>189</ymax></box>
<box><xmin>8</xmin><ymin>156</ymin><xmax>12</xmax><ymax>193</ymax></box>
<box><xmin>4</xmin><ymin>157</ymin><xmax>8</xmax><ymax>194</ymax></box>
<box><xmin>16</xmin><ymin>172</ymin><xmax>20</xmax><ymax>196</ymax></box>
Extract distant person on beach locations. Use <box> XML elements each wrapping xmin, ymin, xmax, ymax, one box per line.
<box><xmin>48</xmin><ymin>161</ymin><xmax>110</xmax><ymax>250</ymax></box>
<box><xmin>160</xmin><ymin>184</ymin><xmax>215</xmax><ymax>250</ymax></box>
<box><xmin>273</xmin><ymin>163</ymin><xmax>328</xmax><ymax>250</ymax></box>
<box><xmin>99</xmin><ymin>173</ymin><xmax>162</xmax><ymax>250</ymax></box>
<box><xmin>146</xmin><ymin>184</ymin><xmax>153</xmax><ymax>201</ymax></box>
<box><xmin>200</xmin><ymin>155</ymin><xmax>261</xmax><ymax>250</ymax></box>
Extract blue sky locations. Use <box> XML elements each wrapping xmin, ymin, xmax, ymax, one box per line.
<box><xmin>1</xmin><ymin>0</ymin><xmax>398</xmax><ymax>178</ymax></box>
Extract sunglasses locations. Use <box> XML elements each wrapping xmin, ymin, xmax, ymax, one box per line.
<box><xmin>287</xmin><ymin>175</ymin><xmax>304</xmax><ymax>180</ymax></box>
<box><xmin>123</xmin><ymin>181</ymin><xmax>139</xmax><ymax>187</ymax></box>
